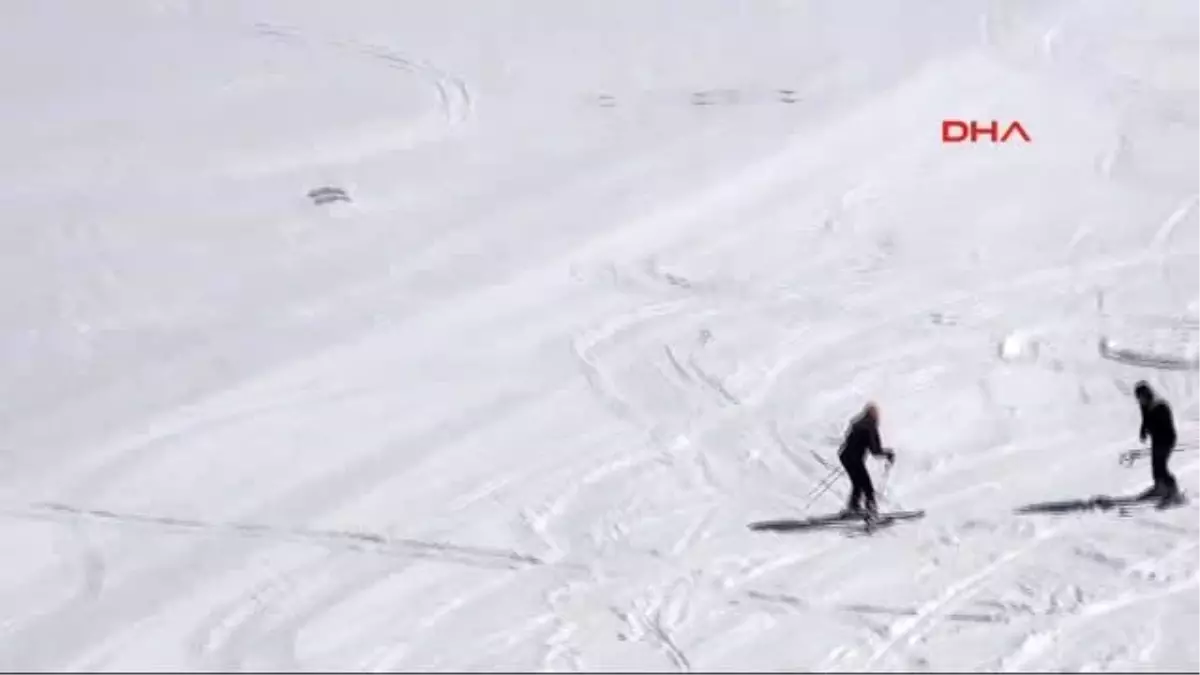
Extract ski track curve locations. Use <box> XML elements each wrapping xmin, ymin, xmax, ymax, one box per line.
<box><xmin>852</xmin><ymin>525</ymin><xmax>1061</xmax><ymax>671</ymax></box>
<box><xmin>0</xmin><ymin>491</ymin><xmax>551</xmax><ymax>669</ymax></box>
<box><xmin>4</xmin><ymin>502</ymin><xmax>556</xmax><ymax>670</ymax></box>
<box><xmin>634</xmin><ymin>579</ymin><xmax>696</xmax><ymax>673</ymax></box>
<box><xmin>56</xmin><ymin>518</ymin><xmax>108</xmax><ymax>605</ymax></box>
<box><xmin>188</xmin><ymin>555</ymin><xmax>321</xmax><ymax>672</ymax></box>
<box><xmin>252</xmin><ymin>21</ymin><xmax>472</xmax><ymax>132</ymax></box>
<box><xmin>998</xmin><ymin>540</ymin><xmax>1200</xmax><ymax>672</ymax></box>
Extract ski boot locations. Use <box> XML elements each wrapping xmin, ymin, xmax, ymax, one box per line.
<box><xmin>860</xmin><ymin>501</ymin><xmax>881</xmax><ymax>525</ymax></box>
<box><xmin>839</xmin><ymin>505</ymin><xmax>863</xmax><ymax>520</ymax></box>
<box><xmin>1157</xmin><ymin>488</ymin><xmax>1186</xmax><ymax>510</ymax></box>
<box><xmin>1135</xmin><ymin>484</ymin><xmax>1164</xmax><ymax>502</ymax></box>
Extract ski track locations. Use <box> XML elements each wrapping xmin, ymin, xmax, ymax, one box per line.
<box><xmin>21</xmin><ymin>502</ymin><xmax>547</xmax><ymax>571</ymax></box>
<box><xmin>55</xmin><ymin>518</ymin><xmax>108</xmax><ymax>605</ymax></box>
<box><xmin>1000</xmin><ymin>545</ymin><xmax>1200</xmax><ymax>671</ymax></box>
<box><xmin>250</xmin><ymin>20</ymin><xmax>472</xmax><ymax>151</ymax></box>
<box><xmin>188</xmin><ymin>555</ymin><xmax>323</xmax><ymax>672</ymax></box>
<box><xmin>855</xmin><ymin>526</ymin><xmax>1062</xmax><ymax>671</ymax></box>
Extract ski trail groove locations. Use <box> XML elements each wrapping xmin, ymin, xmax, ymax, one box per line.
<box><xmin>250</xmin><ymin>21</ymin><xmax>471</xmax><ymax>146</ymax></box>
<box><xmin>371</xmin><ymin>570</ymin><xmax>529</xmax><ymax>671</ymax></box>
<box><xmin>56</xmin><ymin>518</ymin><xmax>107</xmax><ymax>603</ymax></box>
<box><xmin>25</xmin><ymin>502</ymin><xmax>545</xmax><ymax>571</ymax></box>
<box><xmin>614</xmin><ymin>589</ymin><xmax>693</xmax><ymax>673</ymax></box>
<box><xmin>744</xmin><ymin>591</ymin><xmax>1005</xmax><ymax>625</ymax></box>
<box><xmin>1000</xmin><ymin>541</ymin><xmax>1200</xmax><ymax>672</ymax></box>
<box><xmin>187</xmin><ymin>557</ymin><xmax>317</xmax><ymax>672</ymax></box>
<box><xmin>347</xmin><ymin>40</ymin><xmax>473</xmax><ymax>126</ymax></box>
<box><xmin>855</xmin><ymin>525</ymin><xmax>1063</xmax><ymax>670</ymax></box>
<box><xmin>1151</xmin><ymin>193</ymin><xmax>1198</xmax><ymax>250</ymax></box>
<box><xmin>572</xmin><ymin>298</ymin><xmax>695</xmax><ymax>427</ymax></box>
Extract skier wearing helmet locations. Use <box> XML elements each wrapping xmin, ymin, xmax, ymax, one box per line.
<box><xmin>1133</xmin><ymin>381</ymin><xmax>1183</xmax><ymax>506</ymax></box>
<box><xmin>838</xmin><ymin>402</ymin><xmax>895</xmax><ymax>517</ymax></box>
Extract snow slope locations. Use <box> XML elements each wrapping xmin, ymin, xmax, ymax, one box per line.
<box><xmin>0</xmin><ymin>0</ymin><xmax>1196</xmax><ymax>670</ymax></box>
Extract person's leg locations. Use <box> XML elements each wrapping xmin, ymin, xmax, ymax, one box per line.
<box><xmin>860</xmin><ymin>467</ymin><xmax>877</xmax><ymax>513</ymax></box>
<box><xmin>1138</xmin><ymin>448</ymin><xmax>1166</xmax><ymax>499</ymax></box>
<box><xmin>843</xmin><ymin>459</ymin><xmax>871</xmax><ymax>512</ymax></box>
<box><xmin>840</xmin><ymin>455</ymin><xmax>858</xmax><ymax>510</ymax></box>
<box><xmin>1153</xmin><ymin>444</ymin><xmax>1178</xmax><ymax>496</ymax></box>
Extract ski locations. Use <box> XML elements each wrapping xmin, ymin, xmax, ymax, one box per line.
<box><xmin>1118</xmin><ymin>492</ymin><xmax>1189</xmax><ymax>516</ymax></box>
<box><xmin>870</xmin><ymin>509</ymin><xmax>926</xmax><ymax>523</ymax></box>
<box><xmin>863</xmin><ymin>509</ymin><xmax>925</xmax><ymax>532</ymax></box>
<box><xmin>749</xmin><ymin>512</ymin><xmax>860</xmax><ymax>532</ymax></box>
<box><xmin>750</xmin><ymin>509</ymin><xmax>925</xmax><ymax>534</ymax></box>
<box><xmin>1091</xmin><ymin>495</ymin><xmax>1154</xmax><ymax>510</ymax></box>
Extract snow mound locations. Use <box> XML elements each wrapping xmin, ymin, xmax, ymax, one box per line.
<box><xmin>998</xmin><ymin>330</ymin><xmax>1041</xmax><ymax>363</ymax></box>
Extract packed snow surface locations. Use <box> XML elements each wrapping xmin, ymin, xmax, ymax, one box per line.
<box><xmin>0</xmin><ymin>0</ymin><xmax>1197</xmax><ymax>671</ymax></box>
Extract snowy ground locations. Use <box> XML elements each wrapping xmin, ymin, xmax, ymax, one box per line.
<box><xmin>0</xmin><ymin>0</ymin><xmax>1197</xmax><ymax>671</ymax></box>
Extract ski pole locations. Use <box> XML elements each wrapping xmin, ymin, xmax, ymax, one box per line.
<box><xmin>876</xmin><ymin>459</ymin><xmax>901</xmax><ymax>510</ymax></box>
<box><xmin>805</xmin><ymin>472</ymin><xmax>840</xmax><ymax>505</ymax></box>
<box><xmin>802</xmin><ymin>467</ymin><xmax>844</xmax><ymax>511</ymax></box>
<box><xmin>1119</xmin><ymin>448</ymin><xmax>1145</xmax><ymax>466</ymax></box>
<box><xmin>1119</xmin><ymin>441</ymin><xmax>1197</xmax><ymax>467</ymax></box>
<box><xmin>805</xmin><ymin>466</ymin><xmax>841</xmax><ymax>499</ymax></box>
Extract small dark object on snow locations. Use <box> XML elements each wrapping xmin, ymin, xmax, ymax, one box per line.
<box><xmin>308</xmin><ymin>186</ymin><xmax>352</xmax><ymax>206</ymax></box>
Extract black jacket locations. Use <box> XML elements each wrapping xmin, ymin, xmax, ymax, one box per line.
<box><xmin>838</xmin><ymin>412</ymin><xmax>888</xmax><ymax>462</ymax></box>
<box><xmin>1140</xmin><ymin>397</ymin><xmax>1177</xmax><ymax>449</ymax></box>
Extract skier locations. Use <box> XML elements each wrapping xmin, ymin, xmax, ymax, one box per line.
<box><xmin>1133</xmin><ymin>381</ymin><xmax>1182</xmax><ymax>506</ymax></box>
<box><xmin>838</xmin><ymin>402</ymin><xmax>895</xmax><ymax>517</ymax></box>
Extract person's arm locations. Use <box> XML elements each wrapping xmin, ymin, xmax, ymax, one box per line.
<box><xmin>868</xmin><ymin>426</ymin><xmax>894</xmax><ymax>461</ymax></box>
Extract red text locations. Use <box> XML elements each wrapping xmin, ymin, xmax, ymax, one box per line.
<box><xmin>942</xmin><ymin>119</ymin><xmax>1031</xmax><ymax>143</ymax></box>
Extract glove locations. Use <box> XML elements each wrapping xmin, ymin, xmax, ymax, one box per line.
<box><xmin>883</xmin><ymin>449</ymin><xmax>896</xmax><ymax>464</ymax></box>
<box><xmin>1139</xmin><ymin>431</ymin><xmax>1147</xmax><ymax>443</ymax></box>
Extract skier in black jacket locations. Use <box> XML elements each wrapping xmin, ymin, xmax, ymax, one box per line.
<box><xmin>838</xmin><ymin>402</ymin><xmax>895</xmax><ymax>516</ymax></box>
<box><xmin>1134</xmin><ymin>381</ymin><xmax>1181</xmax><ymax>504</ymax></box>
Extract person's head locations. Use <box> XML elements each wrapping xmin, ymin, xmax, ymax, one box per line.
<box><xmin>862</xmin><ymin>401</ymin><xmax>880</xmax><ymax>423</ymax></box>
<box><xmin>1134</xmin><ymin>380</ymin><xmax>1154</xmax><ymax>405</ymax></box>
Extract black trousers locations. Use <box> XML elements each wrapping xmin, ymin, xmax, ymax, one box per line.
<box><xmin>840</xmin><ymin>454</ymin><xmax>875</xmax><ymax>510</ymax></box>
<box><xmin>1151</xmin><ymin>443</ymin><xmax>1178</xmax><ymax>494</ymax></box>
